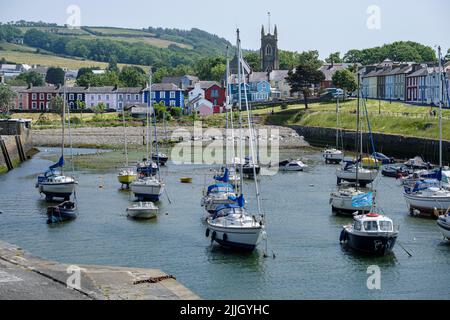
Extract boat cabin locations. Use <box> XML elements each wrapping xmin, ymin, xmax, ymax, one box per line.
<box><xmin>353</xmin><ymin>214</ymin><xmax>395</xmax><ymax>233</ymax></box>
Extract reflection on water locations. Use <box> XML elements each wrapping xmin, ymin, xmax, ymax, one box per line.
<box><xmin>0</xmin><ymin>147</ymin><xmax>449</xmax><ymax>300</ymax></box>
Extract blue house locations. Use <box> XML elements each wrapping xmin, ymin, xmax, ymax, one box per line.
<box><xmin>249</xmin><ymin>80</ymin><xmax>271</xmax><ymax>102</ymax></box>
<box><xmin>143</xmin><ymin>83</ymin><xmax>185</xmax><ymax>108</ymax></box>
<box><xmin>230</xmin><ymin>83</ymin><xmax>252</xmax><ymax>104</ymax></box>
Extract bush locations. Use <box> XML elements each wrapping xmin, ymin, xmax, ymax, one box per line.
<box><xmin>69</xmin><ymin>117</ymin><xmax>82</xmax><ymax>125</ymax></box>
<box><xmin>169</xmin><ymin>107</ymin><xmax>183</xmax><ymax>118</ymax></box>
<box><xmin>281</xmin><ymin>103</ymin><xmax>289</xmax><ymax>110</ymax></box>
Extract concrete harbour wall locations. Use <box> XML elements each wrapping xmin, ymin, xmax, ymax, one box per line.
<box><xmin>291</xmin><ymin>125</ymin><xmax>450</xmax><ymax>164</ymax></box>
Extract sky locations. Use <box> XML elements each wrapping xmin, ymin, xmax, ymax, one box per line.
<box><xmin>1</xmin><ymin>0</ymin><xmax>449</xmax><ymax>58</ymax></box>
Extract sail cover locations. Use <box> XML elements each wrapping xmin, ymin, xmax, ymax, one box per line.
<box><xmin>49</xmin><ymin>156</ymin><xmax>65</xmax><ymax>170</ymax></box>
<box><xmin>214</xmin><ymin>168</ymin><xmax>230</xmax><ymax>183</ymax></box>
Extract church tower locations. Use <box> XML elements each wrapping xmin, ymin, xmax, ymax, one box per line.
<box><xmin>260</xmin><ymin>15</ymin><xmax>279</xmax><ymax>72</ymax></box>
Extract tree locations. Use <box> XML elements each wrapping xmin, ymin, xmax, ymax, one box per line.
<box><xmin>279</xmin><ymin>50</ymin><xmax>299</xmax><ymax>70</ymax></box>
<box><xmin>75</xmin><ymin>100</ymin><xmax>86</xmax><ymax>123</ymax></box>
<box><xmin>119</xmin><ymin>66</ymin><xmax>146</xmax><ymax>87</ymax></box>
<box><xmin>325</xmin><ymin>52</ymin><xmax>343</xmax><ymax>64</ymax></box>
<box><xmin>286</xmin><ymin>64</ymin><xmax>325</xmax><ymax>109</ymax></box>
<box><xmin>244</xmin><ymin>52</ymin><xmax>261</xmax><ymax>72</ymax></box>
<box><xmin>93</xmin><ymin>103</ymin><xmax>106</xmax><ymax>119</ymax></box>
<box><xmin>108</xmin><ymin>57</ymin><xmax>120</xmax><ymax>73</ymax></box>
<box><xmin>332</xmin><ymin>69</ymin><xmax>357</xmax><ymax>96</ymax></box>
<box><xmin>0</xmin><ymin>85</ymin><xmax>17</xmax><ymax>113</ymax></box>
<box><xmin>77</xmin><ymin>67</ymin><xmax>96</xmax><ymax>79</ymax></box>
<box><xmin>445</xmin><ymin>49</ymin><xmax>450</xmax><ymax>62</ymax></box>
<box><xmin>297</xmin><ymin>50</ymin><xmax>323</xmax><ymax>70</ymax></box>
<box><xmin>14</xmin><ymin>71</ymin><xmax>45</xmax><ymax>86</ymax></box>
<box><xmin>194</xmin><ymin>57</ymin><xmax>226</xmax><ymax>81</ymax></box>
<box><xmin>46</xmin><ymin>67</ymin><xmax>65</xmax><ymax>85</ymax></box>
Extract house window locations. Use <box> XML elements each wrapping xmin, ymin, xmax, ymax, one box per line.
<box><xmin>135</xmin><ymin>94</ymin><xmax>139</xmax><ymax>101</ymax></box>
<box><xmin>46</xmin><ymin>102</ymin><xmax>50</xmax><ymax>110</ymax></box>
<box><xmin>69</xmin><ymin>94</ymin><xmax>74</xmax><ymax>100</ymax></box>
<box><xmin>211</xmin><ymin>89</ymin><xmax>219</xmax><ymax>98</ymax></box>
<box><xmin>40</xmin><ymin>93</ymin><xmax>44</xmax><ymax>100</ymax></box>
<box><xmin>106</xmin><ymin>95</ymin><xmax>110</xmax><ymax>100</ymax></box>
<box><xmin>160</xmin><ymin>92</ymin><xmax>166</xmax><ymax>99</ymax></box>
<box><xmin>170</xmin><ymin>91</ymin><xmax>175</xmax><ymax>99</ymax></box>
<box><xmin>39</xmin><ymin>102</ymin><xmax>44</xmax><ymax>109</ymax></box>
<box><xmin>266</xmin><ymin>45</ymin><xmax>272</xmax><ymax>55</ymax></box>
<box><xmin>118</xmin><ymin>94</ymin><xmax>123</xmax><ymax>101</ymax></box>
<box><xmin>127</xmin><ymin>94</ymin><xmax>131</xmax><ymax>101</ymax></box>
<box><xmin>32</xmin><ymin>102</ymin><xmax>37</xmax><ymax>109</ymax></box>
<box><xmin>69</xmin><ymin>102</ymin><xmax>74</xmax><ymax>109</ymax></box>
<box><xmin>151</xmin><ymin>92</ymin><xmax>156</xmax><ymax>99</ymax></box>
<box><xmin>32</xmin><ymin>93</ymin><xmax>37</xmax><ymax>100</ymax></box>
<box><xmin>77</xmin><ymin>94</ymin><xmax>82</xmax><ymax>101</ymax></box>
<box><xmin>91</xmin><ymin>95</ymin><xmax>94</xmax><ymax>100</ymax></box>
<box><xmin>170</xmin><ymin>100</ymin><xmax>176</xmax><ymax>107</ymax></box>
<box><xmin>118</xmin><ymin>102</ymin><xmax>123</xmax><ymax>111</ymax></box>
<box><xmin>47</xmin><ymin>93</ymin><xmax>52</xmax><ymax>100</ymax></box>
<box><xmin>98</xmin><ymin>95</ymin><xmax>102</xmax><ymax>100</ymax></box>
<box><xmin>19</xmin><ymin>102</ymin><xmax>23</xmax><ymax>109</ymax></box>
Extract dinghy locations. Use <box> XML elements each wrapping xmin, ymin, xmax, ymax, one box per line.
<box><xmin>47</xmin><ymin>201</ymin><xmax>77</xmax><ymax>224</ymax></box>
<box><xmin>127</xmin><ymin>202</ymin><xmax>158</xmax><ymax>219</ymax></box>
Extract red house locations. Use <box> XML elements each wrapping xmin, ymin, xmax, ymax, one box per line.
<box><xmin>27</xmin><ymin>86</ymin><xmax>60</xmax><ymax>110</ymax></box>
<box><xmin>199</xmin><ymin>81</ymin><xmax>226</xmax><ymax>113</ymax></box>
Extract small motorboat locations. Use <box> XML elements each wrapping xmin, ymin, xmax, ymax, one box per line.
<box><xmin>47</xmin><ymin>201</ymin><xmax>77</xmax><ymax>224</ymax></box>
<box><xmin>381</xmin><ymin>164</ymin><xmax>410</xmax><ymax>178</ymax></box>
<box><xmin>322</xmin><ymin>148</ymin><xmax>344</xmax><ymax>164</ymax></box>
<box><xmin>437</xmin><ymin>213</ymin><xmax>450</xmax><ymax>240</ymax></box>
<box><xmin>372</xmin><ymin>152</ymin><xmax>395</xmax><ymax>165</ymax></box>
<box><xmin>152</xmin><ymin>153</ymin><xmax>169</xmax><ymax>166</ymax></box>
<box><xmin>278</xmin><ymin>159</ymin><xmax>308</xmax><ymax>172</ymax></box>
<box><xmin>340</xmin><ymin>212</ymin><xmax>398</xmax><ymax>256</ymax></box>
<box><xmin>127</xmin><ymin>202</ymin><xmax>158</xmax><ymax>219</ymax></box>
<box><xmin>404</xmin><ymin>156</ymin><xmax>433</xmax><ymax>170</ymax></box>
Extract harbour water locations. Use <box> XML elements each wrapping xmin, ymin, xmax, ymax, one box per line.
<box><xmin>0</xmin><ymin>147</ymin><xmax>449</xmax><ymax>300</ymax></box>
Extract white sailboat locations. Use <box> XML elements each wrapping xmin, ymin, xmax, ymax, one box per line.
<box><xmin>206</xmin><ymin>31</ymin><xmax>265</xmax><ymax>251</ymax></box>
<box><xmin>118</xmin><ymin>106</ymin><xmax>137</xmax><ymax>188</ymax></box>
<box><xmin>331</xmin><ymin>75</ymin><xmax>374</xmax><ymax>214</ymax></box>
<box><xmin>404</xmin><ymin>47</ymin><xmax>450</xmax><ymax>218</ymax></box>
<box><xmin>130</xmin><ymin>70</ymin><xmax>165</xmax><ymax>202</ymax></box>
<box><xmin>323</xmin><ymin>96</ymin><xmax>344</xmax><ymax>164</ymax></box>
<box><xmin>36</xmin><ymin>82</ymin><xmax>77</xmax><ymax>201</ymax></box>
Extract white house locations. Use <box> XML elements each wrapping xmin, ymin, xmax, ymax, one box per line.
<box><xmin>188</xmin><ymin>82</ymin><xmax>205</xmax><ymax>102</ymax></box>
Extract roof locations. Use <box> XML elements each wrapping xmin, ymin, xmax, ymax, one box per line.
<box><xmin>319</xmin><ymin>63</ymin><xmax>359</xmax><ymax>81</ymax></box>
<box><xmin>162</xmin><ymin>75</ymin><xmax>199</xmax><ymax>85</ymax></box>
<box><xmin>270</xmin><ymin>70</ymin><xmax>289</xmax><ymax>81</ymax></box>
<box><xmin>407</xmin><ymin>67</ymin><xmax>430</xmax><ymax>78</ymax></box>
<box><xmin>86</xmin><ymin>86</ymin><xmax>117</xmax><ymax>93</ymax></box>
<box><xmin>150</xmin><ymin>83</ymin><xmax>182</xmax><ymax>91</ymax></box>
<box><xmin>197</xmin><ymin>81</ymin><xmax>221</xmax><ymax>90</ymax></box>
<box><xmin>249</xmin><ymin>72</ymin><xmax>270</xmax><ymax>82</ymax></box>
<box><xmin>116</xmin><ymin>87</ymin><xmax>144</xmax><ymax>94</ymax></box>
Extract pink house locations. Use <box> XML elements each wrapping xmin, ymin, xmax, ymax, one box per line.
<box><xmin>10</xmin><ymin>86</ymin><xmax>29</xmax><ymax>110</ymax></box>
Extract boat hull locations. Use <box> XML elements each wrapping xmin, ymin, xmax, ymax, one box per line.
<box><xmin>336</xmin><ymin>170</ymin><xmax>377</xmax><ymax>186</ymax></box>
<box><xmin>39</xmin><ymin>182</ymin><xmax>76</xmax><ymax>201</ymax></box>
<box><xmin>330</xmin><ymin>195</ymin><xmax>371</xmax><ymax>215</ymax></box>
<box><xmin>206</xmin><ymin>223</ymin><xmax>264</xmax><ymax>251</ymax></box>
<box><xmin>118</xmin><ymin>174</ymin><xmax>137</xmax><ymax>185</ymax></box>
<box><xmin>342</xmin><ymin>230</ymin><xmax>397</xmax><ymax>256</ymax></box>
<box><xmin>47</xmin><ymin>202</ymin><xmax>77</xmax><ymax>224</ymax></box>
<box><xmin>437</xmin><ymin>218</ymin><xmax>450</xmax><ymax>240</ymax></box>
<box><xmin>403</xmin><ymin>193</ymin><xmax>450</xmax><ymax>218</ymax></box>
<box><xmin>130</xmin><ymin>184</ymin><xmax>164</xmax><ymax>202</ymax></box>
<box><xmin>127</xmin><ymin>209</ymin><xmax>158</xmax><ymax>219</ymax></box>
<box><xmin>323</xmin><ymin>152</ymin><xmax>344</xmax><ymax>164</ymax></box>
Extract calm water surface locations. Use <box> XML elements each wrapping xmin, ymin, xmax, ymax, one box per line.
<box><xmin>0</xmin><ymin>148</ymin><xmax>449</xmax><ymax>300</ymax></box>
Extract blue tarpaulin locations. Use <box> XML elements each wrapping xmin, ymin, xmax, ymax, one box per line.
<box><xmin>214</xmin><ymin>168</ymin><xmax>230</xmax><ymax>183</ymax></box>
<box><xmin>352</xmin><ymin>192</ymin><xmax>373</xmax><ymax>208</ymax></box>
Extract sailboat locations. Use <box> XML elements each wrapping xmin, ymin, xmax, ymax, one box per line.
<box><xmin>118</xmin><ymin>106</ymin><xmax>137</xmax><ymax>188</ymax></box>
<box><xmin>152</xmin><ymin>112</ymin><xmax>169</xmax><ymax>166</ymax></box>
<box><xmin>201</xmin><ymin>48</ymin><xmax>238</xmax><ymax>215</ymax></box>
<box><xmin>206</xmin><ymin>30</ymin><xmax>265</xmax><ymax>251</ymax></box>
<box><xmin>330</xmin><ymin>75</ymin><xmax>375</xmax><ymax>215</ymax></box>
<box><xmin>130</xmin><ymin>70</ymin><xmax>165</xmax><ymax>202</ymax></box>
<box><xmin>323</xmin><ymin>97</ymin><xmax>344</xmax><ymax>164</ymax></box>
<box><xmin>36</xmin><ymin>84</ymin><xmax>77</xmax><ymax>201</ymax></box>
<box><xmin>404</xmin><ymin>47</ymin><xmax>450</xmax><ymax>218</ymax></box>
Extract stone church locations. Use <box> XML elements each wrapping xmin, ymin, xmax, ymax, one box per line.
<box><xmin>260</xmin><ymin>24</ymin><xmax>279</xmax><ymax>72</ymax></box>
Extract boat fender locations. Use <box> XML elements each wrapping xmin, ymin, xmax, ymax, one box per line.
<box><xmin>205</xmin><ymin>228</ymin><xmax>210</xmax><ymax>238</ymax></box>
<box><xmin>339</xmin><ymin>230</ymin><xmax>348</xmax><ymax>243</ymax></box>
<box><xmin>211</xmin><ymin>231</ymin><xmax>217</xmax><ymax>241</ymax></box>
<box><xmin>223</xmin><ymin>233</ymin><xmax>228</xmax><ymax>242</ymax></box>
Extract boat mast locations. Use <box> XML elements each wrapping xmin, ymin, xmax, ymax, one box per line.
<box><xmin>150</xmin><ymin>69</ymin><xmax>162</xmax><ymax>180</ymax></box>
<box><xmin>438</xmin><ymin>46</ymin><xmax>443</xmax><ymax>173</ymax></box>
<box><xmin>147</xmin><ymin>71</ymin><xmax>152</xmax><ymax>162</ymax></box>
<box><xmin>336</xmin><ymin>96</ymin><xmax>340</xmax><ymax>149</ymax></box>
<box><xmin>225</xmin><ymin>46</ymin><xmax>230</xmax><ymax>172</ymax></box>
<box><xmin>61</xmin><ymin>77</ymin><xmax>66</xmax><ymax>176</ymax></box>
<box><xmin>122</xmin><ymin>105</ymin><xmax>128</xmax><ymax>167</ymax></box>
<box><xmin>236</xmin><ymin>29</ymin><xmax>244</xmax><ymax>195</ymax></box>
<box><xmin>239</xmin><ymin>32</ymin><xmax>263</xmax><ymax>216</ymax></box>
<box><xmin>356</xmin><ymin>75</ymin><xmax>361</xmax><ymax>191</ymax></box>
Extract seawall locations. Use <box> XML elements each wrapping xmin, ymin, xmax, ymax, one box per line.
<box><xmin>290</xmin><ymin>125</ymin><xmax>449</xmax><ymax>164</ymax></box>
<box><xmin>0</xmin><ymin>120</ymin><xmax>34</xmax><ymax>173</ymax></box>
